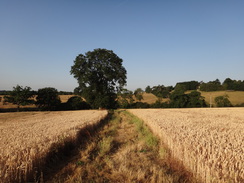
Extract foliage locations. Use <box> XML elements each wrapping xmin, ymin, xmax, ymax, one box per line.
<box><xmin>200</xmin><ymin>79</ymin><xmax>224</xmax><ymax>91</ymax></box>
<box><xmin>130</xmin><ymin>102</ymin><xmax>150</xmax><ymax>108</ymax></box>
<box><xmin>174</xmin><ymin>84</ymin><xmax>187</xmax><ymax>93</ymax></box>
<box><xmin>214</xmin><ymin>95</ymin><xmax>232</xmax><ymax>107</ymax></box>
<box><xmin>36</xmin><ymin>87</ymin><xmax>61</xmax><ymax>110</ymax></box>
<box><xmin>197</xmin><ymin>78</ymin><xmax>244</xmax><ymax>92</ymax></box>
<box><xmin>3</xmin><ymin>85</ymin><xmax>35</xmax><ymax>111</ymax></box>
<box><xmin>170</xmin><ymin>92</ymin><xmax>189</xmax><ymax>108</ymax></box>
<box><xmin>187</xmin><ymin>91</ymin><xmax>207</xmax><ymax>107</ymax></box>
<box><xmin>145</xmin><ymin>86</ymin><xmax>152</xmax><ymax>93</ymax></box>
<box><xmin>170</xmin><ymin>90</ymin><xmax>206</xmax><ymax>108</ymax></box>
<box><xmin>70</xmin><ymin>48</ymin><xmax>127</xmax><ymax>109</ymax></box>
<box><xmin>150</xmin><ymin>100</ymin><xmax>169</xmax><ymax>108</ymax></box>
<box><xmin>65</xmin><ymin>96</ymin><xmax>91</xmax><ymax>110</ymax></box>
<box><xmin>0</xmin><ymin>90</ymin><xmax>11</xmax><ymax>95</ymax></box>
<box><xmin>58</xmin><ymin>91</ymin><xmax>73</xmax><ymax>95</ymax></box>
<box><xmin>175</xmin><ymin>81</ymin><xmax>199</xmax><ymax>91</ymax></box>
<box><xmin>223</xmin><ymin>78</ymin><xmax>244</xmax><ymax>91</ymax></box>
<box><xmin>134</xmin><ymin>88</ymin><xmax>144</xmax><ymax>102</ymax></box>
<box><xmin>235</xmin><ymin>103</ymin><xmax>244</xmax><ymax>107</ymax></box>
<box><xmin>117</xmin><ymin>88</ymin><xmax>134</xmax><ymax>108</ymax></box>
<box><xmin>151</xmin><ymin>85</ymin><xmax>173</xmax><ymax>98</ymax></box>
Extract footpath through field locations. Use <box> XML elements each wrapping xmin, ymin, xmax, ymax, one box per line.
<box><xmin>46</xmin><ymin>110</ymin><xmax>194</xmax><ymax>182</ymax></box>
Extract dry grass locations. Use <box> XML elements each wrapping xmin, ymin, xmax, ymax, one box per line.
<box><xmin>129</xmin><ymin>108</ymin><xmax>244</xmax><ymax>183</ymax></box>
<box><xmin>200</xmin><ymin>91</ymin><xmax>244</xmax><ymax>106</ymax></box>
<box><xmin>133</xmin><ymin>92</ymin><xmax>169</xmax><ymax>104</ymax></box>
<box><xmin>59</xmin><ymin>95</ymin><xmax>76</xmax><ymax>103</ymax></box>
<box><xmin>137</xmin><ymin>93</ymin><xmax>158</xmax><ymax>104</ymax></box>
<box><xmin>0</xmin><ymin>110</ymin><xmax>108</xmax><ymax>182</ymax></box>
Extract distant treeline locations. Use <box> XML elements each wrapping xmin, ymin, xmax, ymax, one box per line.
<box><xmin>58</xmin><ymin>91</ymin><xmax>74</xmax><ymax>95</ymax></box>
<box><xmin>139</xmin><ymin>78</ymin><xmax>244</xmax><ymax>109</ymax></box>
<box><xmin>200</xmin><ymin>78</ymin><xmax>244</xmax><ymax>91</ymax></box>
<box><xmin>180</xmin><ymin>78</ymin><xmax>244</xmax><ymax>92</ymax></box>
<box><xmin>0</xmin><ymin>90</ymin><xmax>73</xmax><ymax>95</ymax></box>
<box><xmin>0</xmin><ymin>90</ymin><xmax>11</xmax><ymax>95</ymax></box>
<box><xmin>146</xmin><ymin>78</ymin><xmax>244</xmax><ymax>96</ymax></box>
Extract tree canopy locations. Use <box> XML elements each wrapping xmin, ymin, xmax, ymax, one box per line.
<box><xmin>117</xmin><ymin>88</ymin><xmax>134</xmax><ymax>108</ymax></box>
<box><xmin>70</xmin><ymin>48</ymin><xmax>127</xmax><ymax>109</ymax></box>
<box><xmin>175</xmin><ymin>81</ymin><xmax>199</xmax><ymax>91</ymax></box>
<box><xmin>151</xmin><ymin>85</ymin><xmax>173</xmax><ymax>98</ymax></box>
<box><xmin>134</xmin><ymin>88</ymin><xmax>144</xmax><ymax>102</ymax></box>
<box><xmin>3</xmin><ymin>85</ymin><xmax>35</xmax><ymax>111</ymax></box>
<box><xmin>200</xmin><ymin>79</ymin><xmax>223</xmax><ymax>91</ymax></box>
<box><xmin>215</xmin><ymin>95</ymin><xmax>232</xmax><ymax>107</ymax></box>
<box><xmin>223</xmin><ymin>78</ymin><xmax>244</xmax><ymax>91</ymax></box>
<box><xmin>36</xmin><ymin>87</ymin><xmax>61</xmax><ymax>110</ymax></box>
<box><xmin>170</xmin><ymin>90</ymin><xmax>206</xmax><ymax>108</ymax></box>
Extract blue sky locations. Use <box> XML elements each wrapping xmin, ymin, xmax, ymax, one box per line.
<box><xmin>1</xmin><ymin>0</ymin><xmax>243</xmax><ymax>91</ymax></box>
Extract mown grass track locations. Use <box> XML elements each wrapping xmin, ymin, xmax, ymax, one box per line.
<box><xmin>47</xmin><ymin>110</ymin><xmax>195</xmax><ymax>183</ymax></box>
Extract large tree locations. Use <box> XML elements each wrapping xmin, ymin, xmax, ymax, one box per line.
<box><xmin>70</xmin><ymin>48</ymin><xmax>127</xmax><ymax>109</ymax></box>
<box><xmin>4</xmin><ymin>85</ymin><xmax>35</xmax><ymax>111</ymax></box>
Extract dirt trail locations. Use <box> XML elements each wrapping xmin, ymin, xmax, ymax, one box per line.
<box><xmin>46</xmin><ymin>110</ymin><xmax>193</xmax><ymax>183</ymax></box>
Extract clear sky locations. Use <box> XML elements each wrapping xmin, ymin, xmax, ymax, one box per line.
<box><xmin>1</xmin><ymin>0</ymin><xmax>243</xmax><ymax>92</ymax></box>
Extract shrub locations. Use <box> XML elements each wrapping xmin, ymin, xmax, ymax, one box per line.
<box><xmin>36</xmin><ymin>87</ymin><xmax>61</xmax><ymax>110</ymax></box>
<box><xmin>66</xmin><ymin>96</ymin><xmax>91</xmax><ymax>110</ymax></box>
<box><xmin>130</xmin><ymin>102</ymin><xmax>150</xmax><ymax>108</ymax></box>
<box><xmin>214</xmin><ymin>95</ymin><xmax>232</xmax><ymax>107</ymax></box>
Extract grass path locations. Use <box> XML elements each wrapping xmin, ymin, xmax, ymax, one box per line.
<box><xmin>46</xmin><ymin>110</ymin><xmax>195</xmax><ymax>182</ymax></box>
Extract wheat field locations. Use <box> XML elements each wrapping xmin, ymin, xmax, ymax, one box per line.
<box><xmin>0</xmin><ymin>110</ymin><xmax>108</xmax><ymax>182</ymax></box>
<box><xmin>128</xmin><ymin>108</ymin><xmax>244</xmax><ymax>183</ymax></box>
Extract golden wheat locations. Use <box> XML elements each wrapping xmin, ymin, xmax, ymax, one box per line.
<box><xmin>128</xmin><ymin>108</ymin><xmax>244</xmax><ymax>183</ymax></box>
<box><xmin>0</xmin><ymin>110</ymin><xmax>108</xmax><ymax>182</ymax></box>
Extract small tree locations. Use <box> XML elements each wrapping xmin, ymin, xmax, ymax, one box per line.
<box><xmin>145</xmin><ymin>86</ymin><xmax>151</xmax><ymax>93</ymax></box>
<box><xmin>4</xmin><ymin>85</ymin><xmax>35</xmax><ymax>111</ymax></box>
<box><xmin>215</xmin><ymin>95</ymin><xmax>232</xmax><ymax>107</ymax></box>
<box><xmin>134</xmin><ymin>88</ymin><xmax>144</xmax><ymax>102</ymax></box>
<box><xmin>36</xmin><ymin>87</ymin><xmax>61</xmax><ymax>110</ymax></box>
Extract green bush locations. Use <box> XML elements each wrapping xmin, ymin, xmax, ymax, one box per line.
<box><xmin>36</xmin><ymin>87</ymin><xmax>61</xmax><ymax>110</ymax></box>
<box><xmin>66</xmin><ymin>96</ymin><xmax>91</xmax><ymax>110</ymax></box>
<box><xmin>214</xmin><ymin>95</ymin><xmax>232</xmax><ymax>107</ymax></box>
